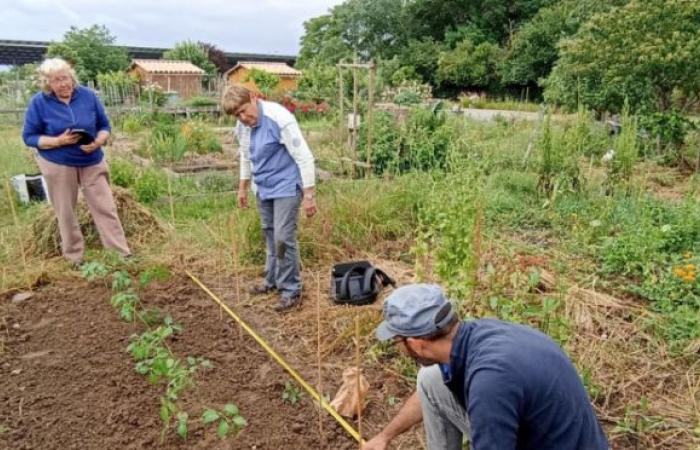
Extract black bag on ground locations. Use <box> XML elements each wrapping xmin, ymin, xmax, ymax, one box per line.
<box><xmin>331</xmin><ymin>260</ymin><xmax>396</xmax><ymax>306</ymax></box>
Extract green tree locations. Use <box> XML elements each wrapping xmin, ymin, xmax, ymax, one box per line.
<box><xmin>46</xmin><ymin>25</ymin><xmax>130</xmax><ymax>83</ymax></box>
<box><xmin>297</xmin><ymin>0</ymin><xmax>407</xmax><ymax>67</ymax></box>
<box><xmin>245</xmin><ymin>69</ymin><xmax>280</xmax><ymax>97</ymax></box>
<box><xmin>544</xmin><ymin>0</ymin><xmax>700</xmax><ymax>113</ymax></box>
<box><xmin>404</xmin><ymin>0</ymin><xmax>554</xmax><ymax>45</ymax></box>
<box><xmin>502</xmin><ymin>0</ymin><xmax>628</xmax><ymax>87</ymax></box>
<box><xmin>437</xmin><ymin>39</ymin><xmax>504</xmax><ymax>91</ymax></box>
<box><xmin>296</xmin><ymin>63</ymin><xmax>337</xmax><ymax>102</ymax></box>
<box><xmin>163</xmin><ymin>40</ymin><xmax>217</xmax><ymax>76</ymax></box>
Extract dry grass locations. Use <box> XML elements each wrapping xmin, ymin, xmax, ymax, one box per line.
<box><xmin>29</xmin><ymin>187</ymin><xmax>166</xmax><ymax>258</ymax></box>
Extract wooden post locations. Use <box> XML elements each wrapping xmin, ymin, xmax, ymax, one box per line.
<box><xmin>352</xmin><ymin>57</ymin><xmax>359</xmax><ymax>164</ymax></box>
<box><xmin>365</xmin><ymin>62</ymin><xmax>375</xmax><ymax>177</ymax></box>
<box><xmin>338</xmin><ymin>66</ymin><xmax>345</xmax><ymax>146</ymax></box>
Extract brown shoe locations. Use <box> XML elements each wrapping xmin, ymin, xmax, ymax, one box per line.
<box><xmin>249</xmin><ymin>284</ymin><xmax>275</xmax><ymax>295</ymax></box>
<box><xmin>274</xmin><ymin>294</ymin><xmax>301</xmax><ymax>312</ymax></box>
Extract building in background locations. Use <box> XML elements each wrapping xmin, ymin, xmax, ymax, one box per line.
<box><xmin>225</xmin><ymin>61</ymin><xmax>301</xmax><ymax>95</ymax></box>
<box><xmin>128</xmin><ymin>59</ymin><xmax>204</xmax><ymax>98</ymax></box>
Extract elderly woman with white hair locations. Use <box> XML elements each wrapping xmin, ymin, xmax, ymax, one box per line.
<box><xmin>22</xmin><ymin>58</ymin><xmax>130</xmax><ymax>265</ymax></box>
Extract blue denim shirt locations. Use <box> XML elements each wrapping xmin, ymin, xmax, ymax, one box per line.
<box><xmin>443</xmin><ymin>320</ymin><xmax>609</xmax><ymax>450</ymax></box>
<box><xmin>22</xmin><ymin>86</ymin><xmax>110</xmax><ymax>167</ymax></box>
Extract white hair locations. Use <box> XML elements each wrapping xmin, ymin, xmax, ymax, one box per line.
<box><xmin>37</xmin><ymin>58</ymin><xmax>79</xmax><ymax>93</ymax></box>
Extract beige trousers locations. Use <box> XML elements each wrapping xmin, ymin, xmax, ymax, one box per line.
<box><xmin>36</xmin><ymin>156</ymin><xmax>130</xmax><ymax>263</ymax></box>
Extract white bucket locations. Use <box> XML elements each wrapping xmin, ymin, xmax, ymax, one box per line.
<box><xmin>10</xmin><ymin>174</ymin><xmax>50</xmax><ymax>205</ymax></box>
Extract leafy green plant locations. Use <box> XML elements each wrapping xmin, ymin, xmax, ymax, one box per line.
<box><xmin>281</xmin><ymin>381</ymin><xmax>303</xmax><ymax>405</ymax></box>
<box><xmin>80</xmin><ymin>261</ymin><xmax>109</xmax><ymax>281</ymax></box>
<box><xmin>109</xmin><ymin>158</ymin><xmax>139</xmax><ymax>188</ymax></box>
<box><xmin>201</xmin><ymin>403</ymin><xmax>247</xmax><ymax>438</ymax></box>
<box><xmin>111</xmin><ymin>270</ymin><xmax>132</xmax><ymax>291</ymax></box>
<box><xmin>134</xmin><ymin>168</ymin><xmax>167</xmax><ymax>203</ymax></box>
<box><xmin>111</xmin><ymin>291</ymin><xmax>140</xmax><ymax>322</ymax></box>
<box><xmin>139</xmin><ymin>265</ymin><xmax>172</xmax><ymax>287</ymax></box>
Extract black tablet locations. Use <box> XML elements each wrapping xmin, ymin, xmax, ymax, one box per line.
<box><xmin>70</xmin><ymin>129</ymin><xmax>94</xmax><ymax>145</ymax></box>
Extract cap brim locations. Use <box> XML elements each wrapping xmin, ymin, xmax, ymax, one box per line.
<box><xmin>375</xmin><ymin>321</ymin><xmax>397</xmax><ymax>341</ymax></box>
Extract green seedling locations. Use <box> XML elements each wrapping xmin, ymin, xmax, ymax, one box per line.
<box><xmin>80</xmin><ymin>261</ymin><xmax>109</xmax><ymax>281</ymax></box>
<box><xmin>112</xmin><ymin>270</ymin><xmax>132</xmax><ymax>291</ymax></box>
<box><xmin>140</xmin><ymin>265</ymin><xmax>171</xmax><ymax>287</ymax></box>
<box><xmin>137</xmin><ymin>308</ymin><xmax>164</xmax><ymax>327</ymax></box>
<box><xmin>202</xmin><ymin>403</ymin><xmax>247</xmax><ymax>439</ymax></box>
<box><xmin>111</xmin><ymin>291</ymin><xmax>140</xmax><ymax>322</ymax></box>
<box><xmin>282</xmin><ymin>381</ymin><xmax>303</xmax><ymax>405</ymax></box>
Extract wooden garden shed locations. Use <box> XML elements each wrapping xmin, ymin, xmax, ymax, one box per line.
<box><xmin>225</xmin><ymin>61</ymin><xmax>302</xmax><ymax>94</ymax></box>
<box><xmin>128</xmin><ymin>59</ymin><xmax>205</xmax><ymax>98</ymax></box>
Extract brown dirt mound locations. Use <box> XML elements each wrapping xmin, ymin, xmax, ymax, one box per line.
<box><xmin>29</xmin><ymin>187</ymin><xmax>166</xmax><ymax>257</ymax></box>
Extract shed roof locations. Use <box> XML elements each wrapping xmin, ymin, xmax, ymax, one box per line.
<box><xmin>130</xmin><ymin>59</ymin><xmax>205</xmax><ymax>74</ymax></box>
<box><xmin>226</xmin><ymin>61</ymin><xmax>301</xmax><ymax>77</ymax></box>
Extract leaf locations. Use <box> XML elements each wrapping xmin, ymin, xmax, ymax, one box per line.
<box><xmin>223</xmin><ymin>403</ymin><xmax>238</xmax><ymax>416</ymax></box>
<box><xmin>159</xmin><ymin>404</ymin><xmax>171</xmax><ymax>423</ymax></box>
<box><xmin>201</xmin><ymin>409</ymin><xmax>220</xmax><ymax>424</ymax></box>
<box><xmin>176</xmin><ymin>412</ymin><xmax>188</xmax><ymax>439</ymax></box>
<box><xmin>232</xmin><ymin>415</ymin><xmax>247</xmax><ymax>428</ymax></box>
<box><xmin>217</xmin><ymin>420</ymin><xmax>230</xmax><ymax>438</ymax></box>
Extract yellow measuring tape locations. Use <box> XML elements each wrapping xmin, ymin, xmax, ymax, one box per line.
<box><xmin>186</xmin><ymin>271</ymin><xmax>363</xmax><ymax>444</ymax></box>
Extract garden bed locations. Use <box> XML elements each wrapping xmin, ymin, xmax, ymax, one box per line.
<box><xmin>0</xmin><ymin>270</ymin><xmax>420</xmax><ymax>449</ymax></box>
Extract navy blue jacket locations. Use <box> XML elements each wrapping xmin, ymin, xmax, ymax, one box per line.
<box><xmin>443</xmin><ymin>319</ymin><xmax>608</xmax><ymax>450</ymax></box>
<box><xmin>22</xmin><ymin>86</ymin><xmax>110</xmax><ymax>167</ymax></box>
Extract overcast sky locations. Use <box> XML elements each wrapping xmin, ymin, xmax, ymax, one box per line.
<box><xmin>1</xmin><ymin>0</ymin><xmax>344</xmax><ymax>55</ymax></box>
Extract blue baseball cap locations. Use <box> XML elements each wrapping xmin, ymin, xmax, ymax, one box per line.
<box><xmin>375</xmin><ymin>284</ymin><xmax>456</xmax><ymax>341</ymax></box>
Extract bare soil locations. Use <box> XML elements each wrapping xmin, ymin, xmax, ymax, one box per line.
<box><xmin>0</xmin><ymin>270</ymin><xmax>421</xmax><ymax>450</ymax></box>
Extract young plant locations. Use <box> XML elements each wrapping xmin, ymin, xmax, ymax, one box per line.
<box><xmin>80</xmin><ymin>261</ymin><xmax>109</xmax><ymax>281</ymax></box>
<box><xmin>282</xmin><ymin>381</ymin><xmax>303</xmax><ymax>405</ymax></box>
<box><xmin>201</xmin><ymin>403</ymin><xmax>247</xmax><ymax>439</ymax></box>
<box><xmin>110</xmin><ymin>291</ymin><xmax>140</xmax><ymax>322</ymax></box>
<box><xmin>139</xmin><ymin>265</ymin><xmax>171</xmax><ymax>287</ymax></box>
<box><xmin>112</xmin><ymin>270</ymin><xmax>132</xmax><ymax>291</ymax></box>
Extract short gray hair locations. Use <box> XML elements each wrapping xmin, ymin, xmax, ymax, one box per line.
<box><xmin>37</xmin><ymin>58</ymin><xmax>79</xmax><ymax>93</ymax></box>
<box><xmin>221</xmin><ymin>84</ymin><xmax>252</xmax><ymax>115</ymax></box>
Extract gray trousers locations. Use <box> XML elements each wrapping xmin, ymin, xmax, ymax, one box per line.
<box><xmin>418</xmin><ymin>365</ymin><xmax>471</xmax><ymax>450</ymax></box>
<box><xmin>256</xmin><ymin>192</ymin><xmax>302</xmax><ymax>298</ymax></box>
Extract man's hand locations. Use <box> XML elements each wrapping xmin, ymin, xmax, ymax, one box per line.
<box><xmin>361</xmin><ymin>434</ymin><xmax>390</xmax><ymax>450</ymax></box>
<box><xmin>237</xmin><ymin>189</ymin><xmax>249</xmax><ymax>208</ymax></box>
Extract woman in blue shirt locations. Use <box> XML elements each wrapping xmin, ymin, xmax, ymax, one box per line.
<box><xmin>22</xmin><ymin>58</ymin><xmax>130</xmax><ymax>265</ymax></box>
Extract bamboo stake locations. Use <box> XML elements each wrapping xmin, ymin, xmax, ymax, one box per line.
<box><xmin>228</xmin><ymin>212</ymin><xmax>242</xmax><ymax>339</ymax></box>
<box><xmin>5</xmin><ymin>180</ymin><xmax>28</xmax><ymax>287</ymax></box>
<box><xmin>355</xmin><ymin>315</ymin><xmax>363</xmax><ymax>446</ymax></box>
<box><xmin>338</xmin><ymin>66</ymin><xmax>345</xmax><ymax>149</ymax></box>
<box><xmin>166</xmin><ymin>172</ymin><xmax>175</xmax><ymax>226</ymax></box>
<box><xmin>352</xmin><ymin>57</ymin><xmax>359</xmax><ymax>167</ymax></box>
<box><xmin>365</xmin><ymin>62</ymin><xmax>375</xmax><ymax>177</ymax></box>
<box><xmin>316</xmin><ymin>273</ymin><xmax>325</xmax><ymax>448</ymax></box>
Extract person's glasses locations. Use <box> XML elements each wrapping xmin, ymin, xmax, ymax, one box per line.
<box><xmin>49</xmin><ymin>75</ymin><xmax>72</xmax><ymax>85</ymax></box>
